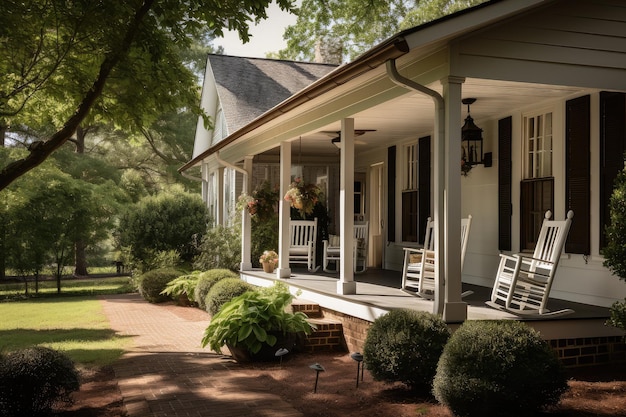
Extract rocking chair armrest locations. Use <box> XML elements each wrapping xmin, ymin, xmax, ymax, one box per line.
<box><xmin>499</xmin><ymin>253</ymin><xmax>555</xmax><ymax>266</ymax></box>
<box><xmin>403</xmin><ymin>247</ymin><xmax>425</xmax><ymax>255</ymax></box>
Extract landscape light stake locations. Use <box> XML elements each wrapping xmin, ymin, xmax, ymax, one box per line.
<box><xmin>350</xmin><ymin>352</ymin><xmax>364</xmax><ymax>388</ymax></box>
<box><xmin>309</xmin><ymin>363</ymin><xmax>325</xmax><ymax>393</ymax></box>
<box><xmin>275</xmin><ymin>348</ymin><xmax>289</xmax><ymax>367</ymax></box>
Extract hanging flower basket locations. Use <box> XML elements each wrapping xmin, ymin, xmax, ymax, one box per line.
<box><xmin>284</xmin><ymin>178</ymin><xmax>323</xmax><ymax>218</ymax></box>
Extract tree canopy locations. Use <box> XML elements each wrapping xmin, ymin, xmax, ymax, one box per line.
<box><xmin>0</xmin><ymin>0</ymin><xmax>295</xmax><ymax>190</ymax></box>
<box><xmin>276</xmin><ymin>0</ymin><xmax>487</xmax><ymax>62</ymax></box>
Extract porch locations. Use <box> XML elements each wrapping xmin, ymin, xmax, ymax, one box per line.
<box><xmin>241</xmin><ymin>267</ymin><xmax>625</xmax><ymax>367</ymax></box>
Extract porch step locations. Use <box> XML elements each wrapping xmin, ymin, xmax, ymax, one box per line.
<box><xmin>292</xmin><ymin>299</ymin><xmax>346</xmax><ymax>353</ymax></box>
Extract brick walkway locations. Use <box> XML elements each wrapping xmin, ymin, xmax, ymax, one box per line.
<box><xmin>100</xmin><ymin>294</ymin><xmax>303</xmax><ymax>417</ymax></box>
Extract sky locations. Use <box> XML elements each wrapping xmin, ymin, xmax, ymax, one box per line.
<box><xmin>213</xmin><ymin>3</ymin><xmax>299</xmax><ymax>58</ymax></box>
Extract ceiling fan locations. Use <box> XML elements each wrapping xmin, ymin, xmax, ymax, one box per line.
<box><xmin>322</xmin><ymin>129</ymin><xmax>376</xmax><ymax>147</ymax></box>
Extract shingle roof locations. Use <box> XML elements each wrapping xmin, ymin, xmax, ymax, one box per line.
<box><xmin>207</xmin><ymin>54</ymin><xmax>337</xmax><ymax>134</ymax></box>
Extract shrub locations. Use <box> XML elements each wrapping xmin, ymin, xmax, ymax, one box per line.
<box><xmin>362</xmin><ymin>309</ymin><xmax>449</xmax><ymax>392</ymax></box>
<box><xmin>193</xmin><ymin>269</ymin><xmax>239</xmax><ymax>310</ymax></box>
<box><xmin>116</xmin><ymin>189</ymin><xmax>209</xmax><ymax>264</ymax></box>
<box><xmin>192</xmin><ymin>223</ymin><xmax>241</xmax><ymax>271</ymax></box>
<box><xmin>206</xmin><ymin>278</ymin><xmax>255</xmax><ymax>316</ymax></box>
<box><xmin>0</xmin><ymin>347</ymin><xmax>80</xmax><ymax>417</ymax></box>
<box><xmin>433</xmin><ymin>320</ymin><xmax>568</xmax><ymax>417</ymax></box>
<box><xmin>138</xmin><ymin>268</ymin><xmax>184</xmax><ymax>303</ymax></box>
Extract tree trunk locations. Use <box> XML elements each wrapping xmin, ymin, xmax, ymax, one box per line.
<box><xmin>74</xmin><ymin>125</ymin><xmax>85</xmax><ymax>154</ymax></box>
<box><xmin>74</xmin><ymin>240</ymin><xmax>88</xmax><ymax>276</ymax></box>
<box><xmin>0</xmin><ymin>124</ymin><xmax>6</xmax><ymax>148</ymax></box>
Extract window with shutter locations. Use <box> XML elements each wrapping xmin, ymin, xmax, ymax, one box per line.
<box><xmin>387</xmin><ymin>146</ymin><xmax>396</xmax><ymax>242</ymax></box>
<box><xmin>565</xmin><ymin>95</ymin><xmax>590</xmax><ymax>254</ymax></box>
<box><xmin>599</xmin><ymin>92</ymin><xmax>626</xmax><ymax>249</ymax></box>
<box><xmin>418</xmin><ymin>136</ymin><xmax>431</xmax><ymax>243</ymax></box>
<box><xmin>498</xmin><ymin>117</ymin><xmax>512</xmax><ymax>251</ymax></box>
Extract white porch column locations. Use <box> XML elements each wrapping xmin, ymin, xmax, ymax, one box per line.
<box><xmin>216</xmin><ymin>167</ymin><xmax>225</xmax><ymax>226</ymax></box>
<box><xmin>338</xmin><ymin>118</ymin><xmax>356</xmax><ymax>295</ymax></box>
<box><xmin>441</xmin><ymin>76</ymin><xmax>467</xmax><ymax>322</ymax></box>
<box><xmin>240</xmin><ymin>156</ymin><xmax>253</xmax><ymax>271</ymax></box>
<box><xmin>277</xmin><ymin>141</ymin><xmax>292</xmax><ymax>278</ymax></box>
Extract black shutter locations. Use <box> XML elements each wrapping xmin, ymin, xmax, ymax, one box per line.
<box><xmin>418</xmin><ymin>136</ymin><xmax>431</xmax><ymax>243</ymax></box>
<box><xmin>498</xmin><ymin>116</ymin><xmax>512</xmax><ymax>251</ymax></box>
<box><xmin>565</xmin><ymin>95</ymin><xmax>590</xmax><ymax>254</ymax></box>
<box><xmin>387</xmin><ymin>146</ymin><xmax>396</xmax><ymax>242</ymax></box>
<box><xmin>600</xmin><ymin>92</ymin><xmax>626</xmax><ymax>249</ymax></box>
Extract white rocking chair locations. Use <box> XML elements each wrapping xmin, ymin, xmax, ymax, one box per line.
<box><xmin>322</xmin><ymin>221</ymin><xmax>369</xmax><ymax>273</ymax></box>
<box><xmin>486</xmin><ymin>210</ymin><xmax>574</xmax><ymax>318</ymax></box>
<box><xmin>401</xmin><ymin>216</ymin><xmax>472</xmax><ymax>299</ymax></box>
<box><xmin>288</xmin><ymin>218</ymin><xmax>318</xmax><ymax>271</ymax></box>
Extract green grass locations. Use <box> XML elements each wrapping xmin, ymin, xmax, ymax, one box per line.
<box><xmin>0</xmin><ymin>279</ymin><xmax>135</xmax><ymax>367</ymax></box>
<box><xmin>0</xmin><ymin>276</ymin><xmax>135</xmax><ymax>298</ymax></box>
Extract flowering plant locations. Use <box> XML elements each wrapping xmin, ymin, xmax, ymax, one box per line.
<box><xmin>259</xmin><ymin>250</ymin><xmax>278</xmax><ymax>266</ymax></box>
<box><xmin>237</xmin><ymin>181</ymin><xmax>279</xmax><ymax>219</ymax></box>
<box><xmin>284</xmin><ymin>177</ymin><xmax>323</xmax><ymax>218</ymax></box>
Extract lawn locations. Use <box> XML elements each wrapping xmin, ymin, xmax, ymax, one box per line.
<box><xmin>0</xmin><ymin>277</ymin><xmax>134</xmax><ymax>367</ymax></box>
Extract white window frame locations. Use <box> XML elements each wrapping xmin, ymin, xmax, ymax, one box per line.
<box><xmin>523</xmin><ymin>111</ymin><xmax>553</xmax><ymax>179</ymax></box>
<box><xmin>403</xmin><ymin>143</ymin><xmax>418</xmax><ymax>191</ymax></box>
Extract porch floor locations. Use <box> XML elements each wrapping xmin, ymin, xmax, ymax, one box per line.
<box><xmin>241</xmin><ymin>267</ymin><xmax>619</xmax><ymax>341</ymax></box>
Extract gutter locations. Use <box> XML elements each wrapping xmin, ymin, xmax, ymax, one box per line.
<box><xmin>178</xmin><ymin>37</ymin><xmax>410</xmax><ymax>172</ymax></box>
<box><xmin>385</xmin><ymin>59</ymin><xmax>446</xmax><ymax>316</ymax></box>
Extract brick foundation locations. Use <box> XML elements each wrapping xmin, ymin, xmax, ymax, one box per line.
<box><xmin>550</xmin><ymin>336</ymin><xmax>626</xmax><ymax>367</ymax></box>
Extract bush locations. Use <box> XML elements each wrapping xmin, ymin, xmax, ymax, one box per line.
<box><xmin>192</xmin><ymin>223</ymin><xmax>241</xmax><ymax>271</ymax></box>
<box><xmin>363</xmin><ymin>309</ymin><xmax>450</xmax><ymax>392</ymax></box>
<box><xmin>0</xmin><ymin>347</ymin><xmax>80</xmax><ymax>417</ymax></box>
<box><xmin>193</xmin><ymin>269</ymin><xmax>239</xmax><ymax>310</ymax></box>
<box><xmin>138</xmin><ymin>268</ymin><xmax>184</xmax><ymax>303</ymax></box>
<box><xmin>116</xmin><ymin>189</ymin><xmax>209</xmax><ymax>264</ymax></box>
<box><xmin>206</xmin><ymin>278</ymin><xmax>255</xmax><ymax>316</ymax></box>
<box><xmin>433</xmin><ymin>320</ymin><xmax>568</xmax><ymax>417</ymax></box>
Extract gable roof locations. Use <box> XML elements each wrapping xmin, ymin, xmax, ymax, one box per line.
<box><xmin>207</xmin><ymin>55</ymin><xmax>337</xmax><ymax>134</ymax></box>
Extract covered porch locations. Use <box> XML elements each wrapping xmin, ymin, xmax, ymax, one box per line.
<box><xmin>240</xmin><ymin>267</ymin><xmax>624</xmax><ymax>365</ymax></box>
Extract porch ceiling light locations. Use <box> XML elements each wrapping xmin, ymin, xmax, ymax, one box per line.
<box><xmin>461</xmin><ymin>98</ymin><xmax>483</xmax><ymax>169</ymax></box>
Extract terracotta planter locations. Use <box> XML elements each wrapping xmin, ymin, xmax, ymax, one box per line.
<box><xmin>262</xmin><ymin>262</ymin><xmax>275</xmax><ymax>273</ymax></box>
<box><xmin>226</xmin><ymin>332</ymin><xmax>297</xmax><ymax>362</ymax></box>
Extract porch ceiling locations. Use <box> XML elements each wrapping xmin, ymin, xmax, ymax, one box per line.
<box><xmin>257</xmin><ymin>78</ymin><xmax>585</xmax><ymax>160</ymax></box>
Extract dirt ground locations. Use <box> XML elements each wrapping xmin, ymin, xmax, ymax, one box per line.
<box><xmin>54</xmin><ymin>302</ymin><xmax>626</xmax><ymax>417</ymax></box>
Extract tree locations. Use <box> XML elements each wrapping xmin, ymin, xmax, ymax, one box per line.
<box><xmin>0</xmin><ymin>0</ymin><xmax>296</xmax><ymax>190</ymax></box>
<box><xmin>276</xmin><ymin>0</ymin><xmax>487</xmax><ymax>62</ymax></box>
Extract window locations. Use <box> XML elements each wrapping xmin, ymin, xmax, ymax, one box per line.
<box><xmin>402</xmin><ymin>144</ymin><xmax>418</xmax><ymax>242</ymax></box>
<box><xmin>520</xmin><ymin>111</ymin><xmax>554</xmax><ymax>251</ymax></box>
<box><xmin>524</xmin><ymin>112</ymin><xmax>553</xmax><ymax>179</ymax></box>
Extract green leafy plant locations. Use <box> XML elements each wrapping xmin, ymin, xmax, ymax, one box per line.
<box><xmin>0</xmin><ymin>347</ymin><xmax>80</xmax><ymax>417</ymax></box>
<box><xmin>192</xmin><ymin>223</ymin><xmax>242</xmax><ymax>271</ymax></box>
<box><xmin>205</xmin><ymin>277</ymin><xmax>255</xmax><ymax>316</ymax></box>
<box><xmin>161</xmin><ymin>271</ymin><xmax>202</xmax><ymax>305</ymax></box>
<box><xmin>433</xmin><ymin>320</ymin><xmax>567</xmax><ymax>417</ymax></box>
<box><xmin>201</xmin><ymin>282</ymin><xmax>314</xmax><ymax>358</ymax></box>
<box><xmin>363</xmin><ymin>309</ymin><xmax>449</xmax><ymax>392</ymax></box>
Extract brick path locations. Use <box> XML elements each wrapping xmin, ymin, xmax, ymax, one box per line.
<box><xmin>100</xmin><ymin>294</ymin><xmax>303</xmax><ymax>417</ymax></box>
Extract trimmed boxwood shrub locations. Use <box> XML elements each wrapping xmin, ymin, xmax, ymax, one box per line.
<box><xmin>433</xmin><ymin>320</ymin><xmax>568</xmax><ymax>417</ymax></box>
<box><xmin>363</xmin><ymin>309</ymin><xmax>450</xmax><ymax>392</ymax></box>
<box><xmin>193</xmin><ymin>269</ymin><xmax>239</xmax><ymax>310</ymax></box>
<box><xmin>138</xmin><ymin>267</ymin><xmax>184</xmax><ymax>303</ymax></box>
<box><xmin>205</xmin><ymin>278</ymin><xmax>255</xmax><ymax>316</ymax></box>
<box><xmin>0</xmin><ymin>347</ymin><xmax>80</xmax><ymax>417</ymax></box>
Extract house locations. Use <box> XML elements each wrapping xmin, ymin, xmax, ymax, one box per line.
<box><xmin>181</xmin><ymin>0</ymin><xmax>626</xmax><ymax>326</ymax></box>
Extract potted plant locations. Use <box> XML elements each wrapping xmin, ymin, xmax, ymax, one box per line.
<box><xmin>201</xmin><ymin>283</ymin><xmax>315</xmax><ymax>362</ymax></box>
<box><xmin>259</xmin><ymin>250</ymin><xmax>278</xmax><ymax>273</ymax></box>
<box><xmin>284</xmin><ymin>177</ymin><xmax>323</xmax><ymax>218</ymax></box>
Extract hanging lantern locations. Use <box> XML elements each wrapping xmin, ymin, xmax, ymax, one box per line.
<box><xmin>461</xmin><ymin>98</ymin><xmax>483</xmax><ymax>168</ymax></box>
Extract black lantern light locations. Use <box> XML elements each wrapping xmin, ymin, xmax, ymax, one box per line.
<box><xmin>461</xmin><ymin>98</ymin><xmax>483</xmax><ymax>168</ymax></box>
